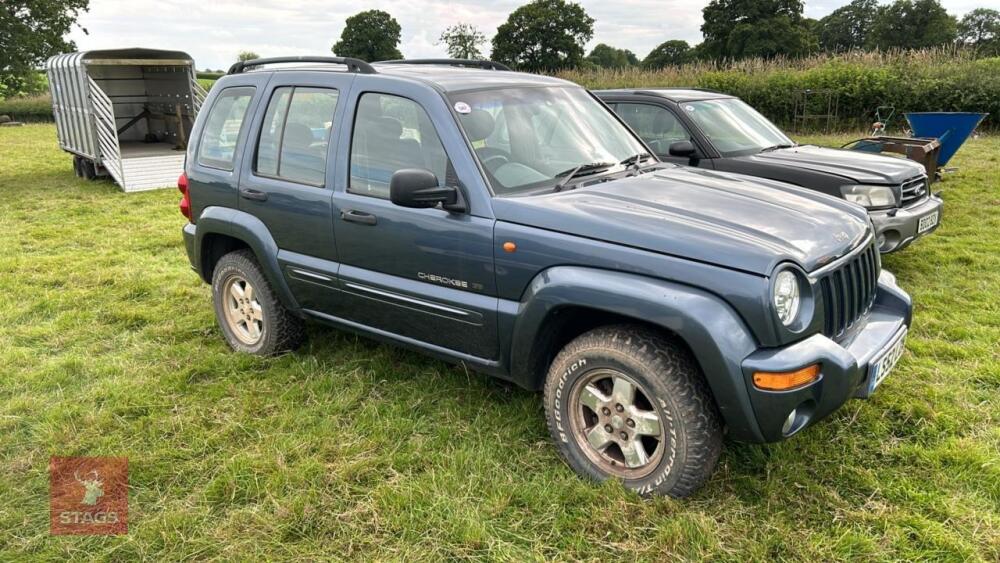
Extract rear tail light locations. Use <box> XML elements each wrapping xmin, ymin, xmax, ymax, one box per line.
<box><xmin>178</xmin><ymin>172</ymin><xmax>192</xmax><ymax>221</ymax></box>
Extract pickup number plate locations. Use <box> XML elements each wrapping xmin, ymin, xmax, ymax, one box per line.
<box><xmin>867</xmin><ymin>327</ymin><xmax>907</xmax><ymax>395</ymax></box>
<box><xmin>918</xmin><ymin>211</ymin><xmax>939</xmax><ymax>234</ymax></box>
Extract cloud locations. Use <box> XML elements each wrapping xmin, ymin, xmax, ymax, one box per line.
<box><xmin>68</xmin><ymin>0</ymin><xmax>984</xmax><ymax>70</ymax></box>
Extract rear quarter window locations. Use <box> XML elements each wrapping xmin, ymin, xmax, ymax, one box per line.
<box><xmin>197</xmin><ymin>87</ymin><xmax>256</xmax><ymax>170</ymax></box>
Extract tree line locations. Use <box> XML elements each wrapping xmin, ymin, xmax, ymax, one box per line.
<box><xmin>324</xmin><ymin>0</ymin><xmax>1000</xmax><ymax>72</ymax></box>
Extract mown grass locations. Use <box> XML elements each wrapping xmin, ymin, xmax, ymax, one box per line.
<box><xmin>0</xmin><ymin>124</ymin><xmax>997</xmax><ymax>561</ymax></box>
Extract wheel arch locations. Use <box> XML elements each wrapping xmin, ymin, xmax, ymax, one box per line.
<box><xmin>508</xmin><ymin>266</ymin><xmax>766</xmax><ymax>442</ymax></box>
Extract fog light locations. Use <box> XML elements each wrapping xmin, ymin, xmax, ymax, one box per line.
<box><xmin>782</xmin><ymin>409</ymin><xmax>798</xmax><ymax>435</ymax></box>
<box><xmin>753</xmin><ymin>364</ymin><xmax>820</xmax><ymax>391</ymax></box>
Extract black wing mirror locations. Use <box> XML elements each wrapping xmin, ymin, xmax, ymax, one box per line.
<box><xmin>389</xmin><ymin>168</ymin><xmax>464</xmax><ymax>212</ymax></box>
<box><xmin>668</xmin><ymin>140</ymin><xmax>696</xmax><ymax>158</ymax></box>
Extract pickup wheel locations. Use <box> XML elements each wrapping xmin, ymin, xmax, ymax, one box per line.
<box><xmin>211</xmin><ymin>249</ymin><xmax>305</xmax><ymax>355</ymax></box>
<box><xmin>543</xmin><ymin>325</ymin><xmax>723</xmax><ymax>497</ymax></box>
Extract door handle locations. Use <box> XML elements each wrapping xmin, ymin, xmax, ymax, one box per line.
<box><xmin>341</xmin><ymin>209</ymin><xmax>377</xmax><ymax>226</ymax></box>
<box><xmin>239</xmin><ymin>188</ymin><xmax>268</xmax><ymax>202</ymax></box>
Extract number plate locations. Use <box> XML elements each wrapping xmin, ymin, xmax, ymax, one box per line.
<box><xmin>867</xmin><ymin>327</ymin><xmax>907</xmax><ymax>394</ymax></box>
<box><xmin>918</xmin><ymin>211</ymin><xmax>939</xmax><ymax>233</ymax></box>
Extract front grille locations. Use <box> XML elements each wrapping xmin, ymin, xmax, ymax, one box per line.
<box><xmin>817</xmin><ymin>240</ymin><xmax>880</xmax><ymax>339</ymax></box>
<box><xmin>900</xmin><ymin>176</ymin><xmax>928</xmax><ymax>207</ymax></box>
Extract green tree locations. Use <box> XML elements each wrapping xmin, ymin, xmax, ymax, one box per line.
<box><xmin>958</xmin><ymin>8</ymin><xmax>1000</xmax><ymax>55</ymax></box>
<box><xmin>332</xmin><ymin>10</ymin><xmax>403</xmax><ymax>61</ymax></box>
<box><xmin>701</xmin><ymin>0</ymin><xmax>817</xmax><ymax>60</ymax></box>
<box><xmin>642</xmin><ymin>40</ymin><xmax>692</xmax><ymax>68</ymax></box>
<box><xmin>585</xmin><ymin>43</ymin><xmax>639</xmax><ymax>68</ymax></box>
<box><xmin>439</xmin><ymin>23</ymin><xmax>486</xmax><ymax>59</ymax></box>
<box><xmin>491</xmin><ymin>0</ymin><xmax>594</xmax><ymax>71</ymax></box>
<box><xmin>868</xmin><ymin>0</ymin><xmax>957</xmax><ymax>50</ymax></box>
<box><xmin>236</xmin><ymin>50</ymin><xmax>260</xmax><ymax>63</ymax></box>
<box><xmin>0</xmin><ymin>0</ymin><xmax>89</xmax><ymax>96</ymax></box>
<box><xmin>815</xmin><ymin>0</ymin><xmax>878</xmax><ymax>52</ymax></box>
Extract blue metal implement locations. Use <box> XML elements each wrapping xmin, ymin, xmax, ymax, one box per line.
<box><xmin>905</xmin><ymin>112</ymin><xmax>988</xmax><ymax>167</ymax></box>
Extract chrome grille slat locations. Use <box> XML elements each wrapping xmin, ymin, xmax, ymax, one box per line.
<box><xmin>900</xmin><ymin>176</ymin><xmax>928</xmax><ymax>207</ymax></box>
<box><xmin>816</xmin><ymin>239</ymin><xmax>880</xmax><ymax>339</ymax></box>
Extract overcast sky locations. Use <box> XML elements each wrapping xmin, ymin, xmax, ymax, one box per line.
<box><xmin>67</xmin><ymin>0</ymin><xmax>986</xmax><ymax>70</ymax></box>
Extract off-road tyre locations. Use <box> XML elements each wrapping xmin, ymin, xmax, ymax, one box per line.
<box><xmin>543</xmin><ymin>324</ymin><xmax>723</xmax><ymax>497</ymax></box>
<box><xmin>211</xmin><ymin>249</ymin><xmax>305</xmax><ymax>355</ymax></box>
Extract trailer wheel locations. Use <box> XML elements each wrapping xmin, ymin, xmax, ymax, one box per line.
<box><xmin>81</xmin><ymin>159</ymin><xmax>98</xmax><ymax>180</ymax></box>
<box><xmin>72</xmin><ymin>156</ymin><xmax>84</xmax><ymax>178</ymax></box>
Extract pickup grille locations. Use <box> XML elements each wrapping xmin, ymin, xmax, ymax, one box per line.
<box><xmin>817</xmin><ymin>239</ymin><xmax>881</xmax><ymax>339</ymax></box>
<box><xmin>900</xmin><ymin>176</ymin><xmax>928</xmax><ymax>207</ymax></box>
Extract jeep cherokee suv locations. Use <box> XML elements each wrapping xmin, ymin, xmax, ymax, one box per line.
<box><xmin>595</xmin><ymin>88</ymin><xmax>943</xmax><ymax>254</ymax></box>
<box><xmin>179</xmin><ymin>57</ymin><xmax>913</xmax><ymax>497</ymax></box>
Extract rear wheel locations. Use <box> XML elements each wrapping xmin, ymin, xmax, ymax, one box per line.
<box><xmin>211</xmin><ymin>249</ymin><xmax>305</xmax><ymax>355</ymax></box>
<box><xmin>543</xmin><ymin>325</ymin><xmax>723</xmax><ymax>497</ymax></box>
<box><xmin>72</xmin><ymin>156</ymin><xmax>83</xmax><ymax>178</ymax></box>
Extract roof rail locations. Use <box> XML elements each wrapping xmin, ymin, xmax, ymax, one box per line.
<box><xmin>377</xmin><ymin>59</ymin><xmax>512</xmax><ymax>71</ymax></box>
<box><xmin>228</xmin><ymin>56</ymin><xmax>376</xmax><ymax>75</ymax></box>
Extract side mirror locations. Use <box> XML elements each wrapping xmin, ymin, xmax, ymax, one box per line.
<box><xmin>389</xmin><ymin>168</ymin><xmax>463</xmax><ymax>211</ymax></box>
<box><xmin>668</xmin><ymin>140</ymin><xmax>696</xmax><ymax>158</ymax></box>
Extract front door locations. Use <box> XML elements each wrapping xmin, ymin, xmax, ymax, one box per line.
<box><xmin>237</xmin><ymin>72</ymin><xmax>354</xmax><ymax>312</ymax></box>
<box><xmin>330</xmin><ymin>88</ymin><xmax>499</xmax><ymax>361</ymax></box>
<box><xmin>613</xmin><ymin>102</ymin><xmax>705</xmax><ymax>166</ymax></box>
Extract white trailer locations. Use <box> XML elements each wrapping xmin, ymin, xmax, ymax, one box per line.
<box><xmin>45</xmin><ymin>48</ymin><xmax>208</xmax><ymax>192</ymax></box>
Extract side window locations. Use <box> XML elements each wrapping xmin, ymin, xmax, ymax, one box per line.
<box><xmin>254</xmin><ymin>87</ymin><xmax>339</xmax><ymax>186</ymax></box>
<box><xmin>349</xmin><ymin>93</ymin><xmax>449</xmax><ymax>199</ymax></box>
<box><xmin>616</xmin><ymin>103</ymin><xmax>690</xmax><ymax>155</ymax></box>
<box><xmin>197</xmin><ymin>87</ymin><xmax>255</xmax><ymax>170</ymax></box>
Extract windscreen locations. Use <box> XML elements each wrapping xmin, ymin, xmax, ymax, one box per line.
<box><xmin>448</xmin><ymin>86</ymin><xmax>647</xmax><ymax>194</ymax></box>
<box><xmin>682</xmin><ymin>98</ymin><xmax>794</xmax><ymax>156</ymax></box>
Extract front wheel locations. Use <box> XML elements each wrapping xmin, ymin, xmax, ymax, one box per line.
<box><xmin>543</xmin><ymin>325</ymin><xmax>723</xmax><ymax>497</ymax></box>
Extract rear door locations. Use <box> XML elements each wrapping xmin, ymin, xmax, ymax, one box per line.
<box><xmin>237</xmin><ymin>71</ymin><xmax>355</xmax><ymax>313</ymax></box>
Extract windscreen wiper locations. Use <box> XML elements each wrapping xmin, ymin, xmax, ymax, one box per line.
<box><xmin>620</xmin><ymin>152</ymin><xmax>653</xmax><ymax>174</ymax></box>
<box><xmin>759</xmin><ymin>143</ymin><xmax>796</xmax><ymax>153</ymax></box>
<box><xmin>553</xmin><ymin>161</ymin><xmax>615</xmax><ymax>192</ymax></box>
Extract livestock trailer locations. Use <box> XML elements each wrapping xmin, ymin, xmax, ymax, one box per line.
<box><xmin>46</xmin><ymin>48</ymin><xmax>208</xmax><ymax>192</ymax></box>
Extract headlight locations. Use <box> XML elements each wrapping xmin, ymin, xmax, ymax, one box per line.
<box><xmin>840</xmin><ymin>185</ymin><xmax>896</xmax><ymax>209</ymax></box>
<box><xmin>772</xmin><ymin>269</ymin><xmax>801</xmax><ymax>326</ymax></box>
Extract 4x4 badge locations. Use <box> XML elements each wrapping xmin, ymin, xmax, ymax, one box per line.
<box><xmin>834</xmin><ymin>231</ymin><xmax>849</xmax><ymax>242</ymax></box>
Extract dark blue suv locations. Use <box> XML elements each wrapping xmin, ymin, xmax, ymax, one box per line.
<box><xmin>179</xmin><ymin>57</ymin><xmax>912</xmax><ymax>497</ymax></box>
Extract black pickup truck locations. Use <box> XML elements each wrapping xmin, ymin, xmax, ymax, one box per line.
<box><xmin>596</xmin><ymin>89</ymin><xmax>943</xmax><ymax>254</ymax></box>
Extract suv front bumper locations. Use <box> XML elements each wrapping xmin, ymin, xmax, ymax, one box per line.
<box><xmin>871</xmin><ymin>195</ymin><xmax>942</xmax><ymax>253</ymax></box>
<box><xmin>739</xmin><ymin>270</ymin><xmax>912</xmax><ymax>442</ymax></box>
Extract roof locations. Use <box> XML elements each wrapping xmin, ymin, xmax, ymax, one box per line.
<box><xmin>47</xmin><ymin>48</ymin><xmax>195</xmax><ymax>69</ymax></box>
<box><xmin>238</xmin><ymin>61</ymin><xmax>575</xmax><ymax>93</ymax></box>
<box><xmin>594</xmin><ymin>88</ymin><xmax>735</xmax><ymax>102</ymax></box>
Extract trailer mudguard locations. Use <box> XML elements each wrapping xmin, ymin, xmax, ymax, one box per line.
<box><xmin>507</xmin><ymin>266</ymin><xmax>765</xmax><ymax>442</ymax></box>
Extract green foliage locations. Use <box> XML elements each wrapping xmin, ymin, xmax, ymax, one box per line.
<box><xmin>439</xmin><ymin>23</ymin><xmax>486</xmax><ymax>60</ymax></box>
<box><xmin>491</xmin><ymin>0</ymin><xmax>594</xmax><ymax>71</ymax></box>
<box><xmin>643</xmin><ymin>40</ymin><xmax>693</xmax><ymax>69</ymax></box>
<box><xmin>701</xmin><ymin>0</ymin><xmax>817</xmax><ymax>60</ymax></box>
<box><xmin>958</xmin><ymin>8</ymin><xmax>1000</xmax><ymax>56</ymax></box>
<box><xmin>0</xmin><ymin>94</ymin><xmax>52</xmax><ymax>121</ymax></box>
<box><xmin>0</xmin><ymin>0</ymin><xmax>89</xmax><ymax>97</ymax></box>
<box><xmin>816</xmin><ymin>0</ymin><xmax>878</xmax><ymax>53</ymax></box>
<box><xmin>236</xmin><ymin>50</ymin><xmax>260</xmax><ymax>63</ymax></box>
<box><xmin>868</xmin><ymin>0</ymin><xmax>957</xmax><ymax>50</ymax></box>
<box><xmin>2</xmin><ymin>123</ymin><xmax>1000</xmax><ymax>560</ymax></box>
<box><xmin>560</xmin><ymin>49</ymin><xmax>1000</xmax><ymax>132</ymax></box>
<box><xmin>585</xmin><ymin>43</ymin><xmax>638</xmax><ymax>68</ymax></box>
<box><xmin>332</xmin><ymin>10</ymin><xmax>403</xmax><ymax>62</ymax></box>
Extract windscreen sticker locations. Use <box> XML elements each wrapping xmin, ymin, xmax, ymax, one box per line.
<box><xmin>454</xmin><ymin>102</ymin><xmax>472</xmax><ymax>114</ymax></box>
<box><xmin>684</xmin><ymin>105</ymin><xmax>695</xmax><ymax>112</ymax></box>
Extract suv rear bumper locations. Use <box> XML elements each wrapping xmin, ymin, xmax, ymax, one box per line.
<box><xmin>871</xmin><ymin>195</ymin><xmax>942</xmax><ymax>253</ymax></box>
<box><xmin>738</xmin><ymin>270</ymin><xmax>911</xmax><ymax>442</ymax></box>
<box><xmin>182</xmin><ymin>223</ymin><xmax>199</xmax><ymax>275</ymax></box>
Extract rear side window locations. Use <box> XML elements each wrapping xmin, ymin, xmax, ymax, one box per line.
<box><xmin>616</xmin><ymin>103</ymin><xmax>690</xmax><ymax>155</ymax></box>
<box><xmin>255</xmin><ymin>87</ymin><xmax>339</xmax><ymax>186</ymax></box>
<box><xmin>197</xmin><ymin>87</ymin><xmax>255</xmax><ymax>170</ymax></box>
<box><xmin>349</xmin><ymin>93</ymin><xmax>449</xmax><ymax>199</ymax></box>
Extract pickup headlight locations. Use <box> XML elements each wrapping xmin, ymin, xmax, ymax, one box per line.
<box><xmin>841</xmin><ymin>185</ymin><xmax>896</xmax><ymax>209</ymax></box>
<box><xmin>772</xmin><ymin>269</ymin><xmax>801</xmax><ymax>326</ymax></box>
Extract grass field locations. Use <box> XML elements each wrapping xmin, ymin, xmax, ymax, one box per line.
<box><xmin>0</xmin><ymin>124</ymin><xmax>997</xmax><ymax>561</ymax></box>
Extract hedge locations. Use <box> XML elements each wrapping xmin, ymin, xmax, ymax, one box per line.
<box><xmin>0</xmin><ymin>95</ymin><xmax>53</xmax><ymax>122</ymax></box>
<box><xmin>561</xmin><ymin>48</ymin><xmax>998</xmax><ymax>132</ymax></box>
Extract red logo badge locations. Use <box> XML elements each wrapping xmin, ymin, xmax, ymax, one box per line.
<box><xmin>50</xmin><ymin>457</ymin><xmax>128</xmax><ymax>535</ymax></box>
